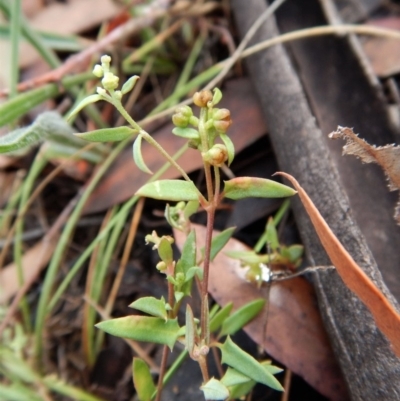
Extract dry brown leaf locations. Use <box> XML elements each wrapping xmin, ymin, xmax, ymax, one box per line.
<box><xmin>0</xmin><ymin>235</ymin><xmax>59</xmax><ymax>303</ymax></box>
<box><xmin>329</xmin><ymin>126</ymin><xmax>400</xmax><ymax>224</ymax></box>
<box><xmin>174</xmin><ymin>225</ymin><xmax>348</xmax><ymax>401</ymax></box>
<box><xmin>276</xmin><ymin>172</ymin><xmax>400</xmax><ymax>357</ymax></box>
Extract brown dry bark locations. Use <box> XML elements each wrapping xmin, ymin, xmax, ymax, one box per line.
<box><xmin>231</xmin><ymin>1</ymin><xmax>400</xmax><ymax>400</ymax></box>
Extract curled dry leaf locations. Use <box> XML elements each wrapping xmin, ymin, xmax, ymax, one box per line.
<box><xmin>329</xmin><ymin>126</ymin><xmax>400</xmax><ymax>224</ymax></box>
<box><xmin>276</xmin><ymin>172</ymin><xmax>400</xmax><ymax>357</ymax></box>
<box><xmin>174</xmin><ymin>225</ymin><xmax>348</xmax><ymax>401</ymax></box>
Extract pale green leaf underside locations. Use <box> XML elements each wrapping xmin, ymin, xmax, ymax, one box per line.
<box><xmin>133</xmin><ymin>134</ymin><xmax>153</xmax><ymax>174</ymax></box>
<box><xmin>75</xmin><ymin>126</ymin><xmax>136</xmax><ymax>142</ymax></box>
<box><xmin>136</xmin><ymin>180</ymin><xmax>199</xmax><ymax>201</ymax></box>
<box><xmin>172</xmin><ymin>127</ymin><xmax>199</xmax><ymax>139</ymax></box>
<box><xmin>200</xmin><ymin>378</ymin><xmax>230</xmax><ymax>400</ymax></box>
<box><xmin>132</xmin><ymin>358</ymin><xmax>156</xmax><ymax>401</ymax></box>
<box><xmin>129</xmin><ymin>297</ymin><xmax>167</xmax><ymax>320</ymax></box>
<box><xmin>224</xmin><ymin>177</ymin><xmax>297</xmax><ymax>200</ymax></box>
<box><xmin>96</xmin><ymin>316</ymin><xmax>180</xmax><ymax>350</ymax></box>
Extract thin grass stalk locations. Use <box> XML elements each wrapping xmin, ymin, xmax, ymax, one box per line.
<box><xmin>89</xmin><ymin>205</ymin><xmax>128</xmax><ymax>356</ymax></box>
<box><xmin>9</xmin><ymin>0</ymin><xmax>21</xmax><ymax>98</ymax></box>
<box><xmin>34</xmin><ymin>139</ymin><xmax>128</xmax><ymax>363</ymax></box>
<box><xmin>83</xmin><ymin>208</ymin><xmax>115</xmax><ymax>367</ymax></box>
<box><xmin>0</xmin><ymin>173</ymin><xmax>24</xmax><ymax>237</ymax></box>
<box><xmin>13</xmin><ymin>156</ymin><xmax>47</xmax><ymax>332</ymax></box>
<box><xmin>0</xmin><ymin>0</ymin><xmax>59</xmax><ymax>69</ymax></box>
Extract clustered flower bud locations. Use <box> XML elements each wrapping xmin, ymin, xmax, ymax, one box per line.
<box><xmin>146</xmin><ymin>230</ymin><xmax>174</xmax><ymax>249</ymax></box>
<box><xmin>202</xmin><ymin>144</ymin><xmax>228</xmax><ymax>167</ymax></box>
<box><xmin>172</xmin><ymin>105</ymin><xmax>193</xmax><ymax>128</ymax></box>
<box><xmin>193</xmin><ymin>90</ymin><xmax>213</xmax><ymax>108</ymax></box>
<box><xmin>92</xmin><ymin>64</ymin><xmax>104</xmax><ymax>78</ymax></box>
<box><xmin>211</xmin><ymin>108</ymin><xmax>232</xmax><ymax>133</ymax></box>
<box><xmin>156</xmin><ymin>261</ymin><xmax>167</xmax><ymax>272</ymax></box>
<box><xmin>102</xmin><ymin>71</ymin><xmax>119</xmax><ymax>91</ymax></box>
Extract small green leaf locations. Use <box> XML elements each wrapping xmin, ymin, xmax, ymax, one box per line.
<box><xmin>74</xmin><ymin>126</ymin><xmax>136</xmax><ymax>142</ymax></box>
<box><xmin>204</xmin><ymin>227</ymin><xmax>236</xmax><ymax>262</ymax></box>
<box><xmin>218</xmin><ymin>337</ymin><xmax>283</xmax><ymax>391</ymax></box>
<box><xmin>224</xmin><ymin>250</ymin><xmax>270</xmax><ymax>265</ymax></box>
<box><xmin>136</xmin><ymin>180</ymin><xmax>199</xmax><ymax>201</ymax></box>
<box><xmin>174</xmin><ymin>291</ymin><xmax>184</xmax><ymax>303</ymax></box>
<box><xmin>172</xmin><ymin>127</ymin><xmax>200</xmax><ymax>139</ymax></box>
<box><xmin>179</xmin><ymin>230</ymin><xmax>196</xmax><ymax>272</ymax></box>
<box><xmin>282</xmin><ymin>244</ymin><xmax>304</xmax><ymax>263</ymax></box>
<box><xmin>129</xmin><ymin>297</ymin><xmax>168</xmax><ymax>321</ymax></box>
<box><xmin>133</xmin><ymin>135</ymin><xmax>153</xmax><ymax>174</ymax></box>
<box><xmin>121</xmin><ymin>75</ymin><xmax>140</xmax><ymax>95</ymax></box>
<box><xmin>184</xmin><ymin>200</ymin><xmax>199</xmax><ymax>219</ymax></box>
<box><xmin>67</xmin><ymin>94</ymin><xmax>102</xmax><ymax>120</ymax></box>
<box><xmin>210</xmin><ymin>302</ymin><xmax>233</xmax><ymax>333</ymax></box>
<box><xmin>158</xmin><ymin>237</ymin><xmax>173</xmax><ymax>265</ymax></box>
<box><xmin>224</xmin><ymin>177</ymin><xmax>297</xmax><ymax>200</ymax></box>
<box><xmin>132</xmin><ymin>358</ymin><xmax>156</xmax><ymax>401</ymax></box>
<box><xmin>221</xmin><ymin>367</ymin><xmax>252</xmax><ymax>387</ymax></box>
<box><xmin>220</xmin><ymin>133</ymin><xmax>235</xmax><ymax>166</ymax></box>
<box><xmin>262</xmin><ymin>361</ymin><xmax>284</xmax><ymax>375</ymax></box>
<box><xmin>184</xmin><ymin>266</ymin><xmax>203</xmax><ymax>282</ymax></box>
<box><xmin>265</xmin><ymin>217</ymin><xmax>279</xmax><ymax>251</ymax></box>
<box><xmin>176</xmin><ymin>231</ymin><xmax>198</xmax><ymax>294</ymax></box>
<box><xmin>96</xmin><ymin>316</ymin><xmax>180</xmax><ymax>350</ymax></box>
<box><xmin>185</xmin><ymin>305</ymin><xmax>196</xmax><ymax>357</ymax></box>
<box><xmin>228</xmin><ymin>380</ymin><xmax>256</xmax><ymax>400</ymax></box>
<box><xmin>220</xmin><ymin>299</ymin><xmax>265</xmax><ymax>337</ymax></box>
<box><xmin>200</xmin><ymin>378</ymin><xmax>230</xmax><ymax>400</ymax></box>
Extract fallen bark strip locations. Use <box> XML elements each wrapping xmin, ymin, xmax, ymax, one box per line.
<box><xmin>231</xmin><ymin>1</ymin><xmax>400</xmax><ymax>400</ymax></box>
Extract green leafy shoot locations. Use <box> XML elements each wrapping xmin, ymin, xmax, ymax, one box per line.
<box><xmin>265</xmin><ymin>217</ymin><xmax>280</xmax><ymax>251</ymax></box>
<box><xmin>219</xmin><ymin>299</ymin><xmax>265</xmax><ymax>337</ymax></box>
<box><xmin>201</xmin><ymin>226</ymin><xmax>236</xmax><ymax>262</ymax></box>
<box><xmin>218</xmin><ymin>336</ymin><xmax>283</xmax><ymax>391</ymax></box>
<box><xmin>209</xmin><ymin>302</ymin><xmax>233</xmax><ymax>333</ymax></box>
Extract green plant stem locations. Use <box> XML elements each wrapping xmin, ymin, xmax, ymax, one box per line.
<box><xmin>112</xmin><ymin>99</ymin><xmax>207</xmax><ymax>203</ymax></box>
<box><xmin>254</xmin><ymin>199</ymin><xmax>290</xmax><ymax>253</ymax></box>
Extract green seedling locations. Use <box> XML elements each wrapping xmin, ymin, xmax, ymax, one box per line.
<box><xmin>69</xmin><ymin>55</ymin><xmax>297</xmax><ymax>400</ymax></box>
<box><xmin>226</xmin><ymin>216</ymin><xmax>304</xmax><ymax>288</ymax></box>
